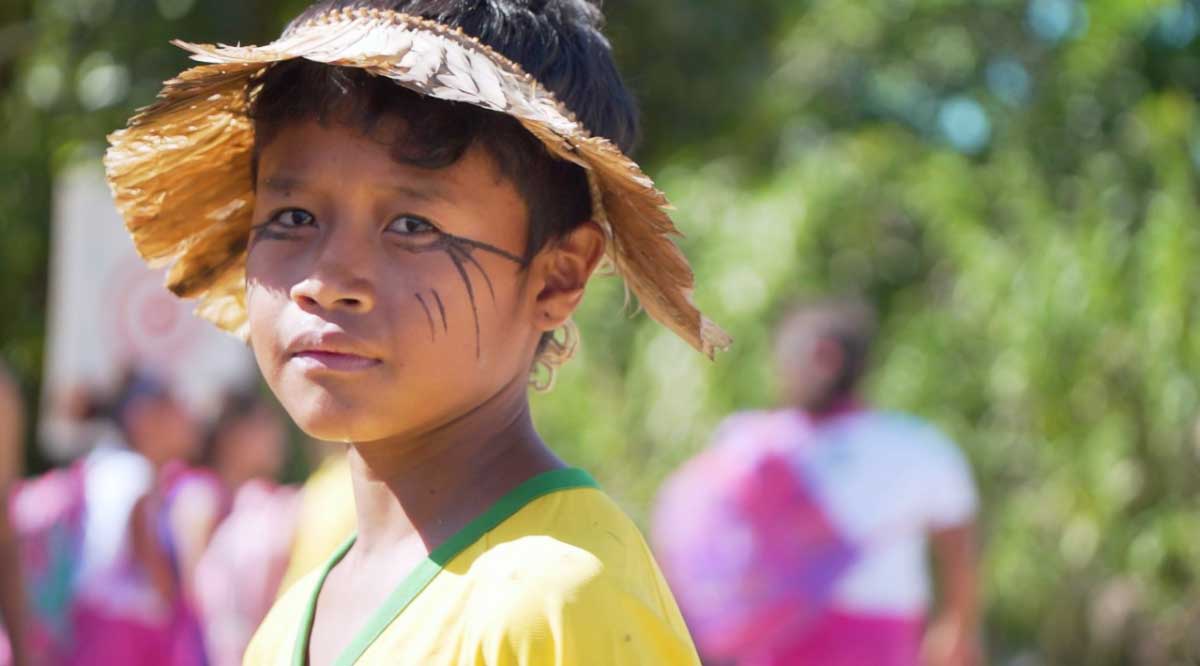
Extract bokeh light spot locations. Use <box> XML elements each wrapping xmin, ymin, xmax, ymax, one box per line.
<box><xmin>987</xmin><ymin>57</ymin><xmax>1033</xmax><ymax>107</ymax></box>
<box><xmin>938</xmin><ymin>96</ymin><xmax>992</xmax><ymax>154</ymax></box>
<box><xmin>1028</xmin><ymin>0</ymin><xmax>1081</xmax><ymax>43</ymax></box>
<box><xmin>1155</xmin><ymin>3</ymin><xmax>1199</xmax><ymax>48</ymax></box>
<box><xmin>76</xmin><ymin>52</ymin><xmax>130</xmax><ymax>111</ymax></box>
<box><xmin>24</xmin><ymin>63</ymin><xmax>64</xmax><ymax>110</ymax></box>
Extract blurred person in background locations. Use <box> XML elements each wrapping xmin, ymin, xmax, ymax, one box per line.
<box><xmin>655</xmin><ymin>297</ymin><xmax>982</xmax><ymax>666</ymax></box>
<box><xmin>277</xmin><ymin>441</ymin><xmax>354</xmax><ymax>591</ymax></box>
<box><xmin>69</xmin><ymin>368</ymin><xmax>208</xmax><ymax>666</ymax></box>
<box><xmin>191</xmin><ymin>390</ymin><xmax>299</xmax><ymax>666</ymax></box>
<box><xmin>0</xmin><ymin>364</ymin><xmax>28</xmax><ymax>666</ymax></box>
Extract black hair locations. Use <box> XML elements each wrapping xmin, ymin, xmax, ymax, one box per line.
<box><xmin>251</xmin><ymin>0</ymin><xmax>640</xmax><ymax>263</ymax></box>
<box><xmin>86</xmin><ymin>367</ymin><xmax>171</xmax><ymax>436</ymax></box>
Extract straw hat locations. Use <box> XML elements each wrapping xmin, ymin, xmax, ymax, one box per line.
<box><xmin>104</xmin><ymin>6</ymin><xmax>731</xmax><ymax>361</ymax></box>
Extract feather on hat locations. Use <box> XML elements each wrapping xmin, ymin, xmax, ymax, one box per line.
<box><xmin>104</xmin><ymin>6</ymin><xmax>731</xmax><ymax>360</ymax></box>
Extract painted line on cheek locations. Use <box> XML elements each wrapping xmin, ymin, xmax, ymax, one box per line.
<box><xmin>431</xmin><ymin>289</ymin><xmax>448</xmax><ymax>333</ymax></box>
<box><xmin>415</xmin><ymin>293</ymin><xmax>436</xmax><ymax>343</ymax></box>
<box><xmin>450</xmin><ymin>243</ymin><xmax>497</xmax><ymax>303</ymax></box>
<box><xmin>448</xmin><ymin>236</ymin><xmax>526</xmax><ymax>266</ymax></box>
<box><xmin>445</xmin><ymin>252</ymin><xmax>482</xmax><ymax>358</ymax></box>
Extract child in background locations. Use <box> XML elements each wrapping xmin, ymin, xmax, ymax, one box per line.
<box><xmin>70</xmin><ymin>370</ymin><xmax>208</xmax><ymax>666</ymax></box>
<box><xmin>193</xmin><ymin>392</ymin><xmax>298</xmax><ymax>666</ymax></box>
<box><xmin>655</xmin><ymin>298</ymin><xmax>982</xmax><ymax>666</ymax></box>
<box><xmin>105</xmin><ymin>1</ymin><xmax>730</xmax><ymax>664</ymax></box>
<box><xmin>173</xmin><ymin>389</ymin><xmax>291</xmax><ymax>593</ymax></box>
<box><xmin>4</xmin><ymin>369</ymin><xmax>220</xmax><ymax>666</ymax></box>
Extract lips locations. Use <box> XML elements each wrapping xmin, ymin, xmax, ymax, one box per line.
<box><xmin>284</xmin><ymin>329</ymin><xmax>382</xmax><ymax>373</ymax></box>
<box><xmin>290</xmin><ymin>350</ymin><xmax>381</xmax><ymax>372</ymax></box>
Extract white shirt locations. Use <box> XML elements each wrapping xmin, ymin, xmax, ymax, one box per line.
<box><xmin>792</xmin><ymin>411</ymin><xmax>978</xmax><ymax>617</ymax></box>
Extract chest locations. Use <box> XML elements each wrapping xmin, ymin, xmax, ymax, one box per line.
<box><xmin>799</xmin><ymin>440</ymin><xmax>931</xmax><ymax>541</ymax></box>
<box><xmin>306</xmin><ymin>550</ymin><xmax>427</xmax><ymax>666</ymax></box>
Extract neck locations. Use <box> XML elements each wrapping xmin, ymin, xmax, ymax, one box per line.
<box><xmin>803</xmin><ymin>394</ymin><xmax>865</xmax><ymax>423</ymax></box>
<box><xmin>346</xmin><ymin>373</ymin><xmax>562</xmax><ymax>557</ymax></box>
<box><xmin>216</xmin><ymin>462</ymin><xmax>253</xmax><ymax>494</ymax></box>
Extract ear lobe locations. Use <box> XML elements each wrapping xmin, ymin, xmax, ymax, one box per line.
<box><xmin>534</xmin><ymin>221</ymin><xmax>606</xmax><ymax>332</ymax></box>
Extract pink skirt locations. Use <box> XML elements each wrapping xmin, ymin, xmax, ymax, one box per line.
<box><xmin>743</xmin><ymin>611</ymin><xmax>923</xmax><ymax>666</ymax></box>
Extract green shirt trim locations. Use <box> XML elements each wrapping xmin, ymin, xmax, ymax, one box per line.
<box><xmin>292</xmin><ymin>467</ymin><xmax>599</xmax><ymax>666</ymax></box>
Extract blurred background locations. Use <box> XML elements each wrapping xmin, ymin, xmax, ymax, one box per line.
<box><xmin>2</xmin><ymin>0</ymin><xmax>1200</xmax><ymax>663</ymax></box>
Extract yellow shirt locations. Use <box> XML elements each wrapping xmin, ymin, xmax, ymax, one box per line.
<box><xmin>279</xmin><ymin>452</ymin><xmax>356</xmax><ymax>590</ymax></box>
<box><xmin>244</xmin><ymin>468</ymin><xmax>701</xmax><ymax>666</ymax></box>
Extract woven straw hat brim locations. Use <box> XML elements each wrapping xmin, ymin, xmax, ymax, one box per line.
<box><xmin>104</xmin><ymin>7</ymin><xmax>731</xmax><ymax>358</ymax></box>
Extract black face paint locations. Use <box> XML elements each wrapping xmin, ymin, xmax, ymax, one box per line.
<box><xmin>415</xmin><ymin>292</ymin><xmax>436</xmax><ymax>342</ymax></box>
<box><xmin>396</xmin><ymin>233</ymin><xmax>526</xmax><ymax>358</ymax></box>
<box><xmin>250</xmin><ymin>222</ymin><xmax>296</xmax><ymax>244</ymax></box>
<box><xmin>250</xmin><ymin>216</ymin><xmax>526</xmax><ymax>359</ymax></box>
<box><xmin>431</xmin><ymin>289</ymin><xmax>448</xmax><ymax>333</ymax></box>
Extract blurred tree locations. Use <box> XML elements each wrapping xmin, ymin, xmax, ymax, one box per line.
<box><xmin>3</xmin><ymin>0</ymin><xmax>1200</xmax><ymax>662</ymax></box>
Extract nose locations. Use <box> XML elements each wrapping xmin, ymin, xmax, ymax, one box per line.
<box><xmin>289</xmin><ymin>235</ymin><xmax>377</xmax><ymax>315</ymax></box>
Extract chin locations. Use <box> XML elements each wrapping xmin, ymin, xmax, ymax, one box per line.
<box><xmin>272</xmin><ymin>377</ymin><xmax>382</xmax><ymax>443</ymax></box>
<box><xmin>292</xmin><ymin>403</ymin><xmax>402</xmax><ymax>444</ymax></box>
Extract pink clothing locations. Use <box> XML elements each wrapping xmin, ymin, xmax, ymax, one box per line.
<box><xmin>70</xmin><ymin>601</ymin><xmax>206</xmax><ymax>666</ymax></box>
<box><xmin>744</xmin><ymin>611</ymin><xmax>923</xmax><ymax>666</ymax></box>
<box><xmin>70</xmin><ymin>461</ymin><xmax>211</xmax><ymax>666</ymax></box>
<box><xmin>193</xmin><ymin>480</ymin><xmax>299</xmax><ymax>666</ymax></box>
<box><xmin>5</xmin><ymin>464</ymin><xmax>86</xmax><ymax>665</ymax></box>
<box><xmin>653</xmin><ymin>411</ymin><xmax>856</xmax><ymax>659</ymax></box>
<box><xmin>654</xmin><ymin>409</ymin><xmax>977</xmax><ymax>666</ymax></box>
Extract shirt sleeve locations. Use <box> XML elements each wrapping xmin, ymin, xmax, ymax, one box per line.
<box><xmin>918</xmin><ymin>427</ymin><xmax>979</xmax><ymax>529</ymax></box>
<box><xmin>467</xmin><ymin>542</ymin><xmax>701</xmax><ymax>666</ymax></box>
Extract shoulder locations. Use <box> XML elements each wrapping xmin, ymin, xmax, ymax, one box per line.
<box><xmin>713</xmin><ymin>409</ymin><xmax>798</xmax><ymax>435</ymax></box>
<box><xmin>170</xmin><ymin>468</ymin><xmax>225</xmax><ymax>503</ymax></box>
<box><xmin>470</xmin><ymin>487</ymin><xmax>653</xmax><ymax>592</ymax></box>
<box><xmin>243</xmin><ymin>569</ymin><xmax>321</xmax><ymax>665</ymax></box>
<box><xmin>709</xmin><ymin>409</ymin><xmax>809</xmax><ymax>453</ymax></box>
<box><xmin>457</xmin><ymin>488</ymin><xmax>700</xmax><ymax>665</ymax></box>
<box><xmin>852</xmin><ymin>412</ymin><xmax>978</xmax><ymax>523</ymax></box>
<box><xmin>847</xmin><ymin>411</ymin><xmax>964</xmax><ymax>459</ymax></box>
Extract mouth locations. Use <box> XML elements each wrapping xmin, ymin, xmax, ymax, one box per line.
<box><xmin>284</xmin><ymin>330</ymin><xmax>382</xmax><ymax>373</ymax></box>
<box><xmin>289</xmin><ymin>350</ymin><xmax>381</xmax><ymax>372</ymax></box>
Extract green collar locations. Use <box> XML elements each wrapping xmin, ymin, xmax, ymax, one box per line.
<box><xmin>292</xmin><ymin>467</ymin><xmax>599</xmax><ymax>666</ymax></box>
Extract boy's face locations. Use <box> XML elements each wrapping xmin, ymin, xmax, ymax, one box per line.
<box><xmin>246</xmin><ymin>120</ymin><xmax>546</xmax><ymax>443</ymax></box>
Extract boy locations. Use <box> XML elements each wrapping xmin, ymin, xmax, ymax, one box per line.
<box><xmin>105</xmin><ymin>1</ymin><xmax>730</xmax><ymax>664</ymax></box>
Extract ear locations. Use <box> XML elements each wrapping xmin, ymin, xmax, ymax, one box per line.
<box><xmin>532</xmin><ymin>221</ymin><xmax>606</xmax><ymax>332</ymax></box>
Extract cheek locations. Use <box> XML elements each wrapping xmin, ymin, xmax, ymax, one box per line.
<box><xmin>244</xmin><ymin>246</ymin><xmax>291</xmax><ymax>343</ymax></box>
<box><xmin>384</xmin><ymin>255</ymin><xmax>509</xmax><ymax>352</ymax></box>
<box><xmin>244</xmin><ymin>277</ymin><xmax>289</xmax><ymax>385</ymax></box>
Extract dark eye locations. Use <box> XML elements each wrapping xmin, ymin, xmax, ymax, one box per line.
<box><xmin>270</xmin><ymin>209</ymin><xmax>315</xmax><ymax>228</ymax></box>
<box><xmin>387</xmin><ymin>215</ymin><xmax>436</xmax><ymax>235</ymax></box>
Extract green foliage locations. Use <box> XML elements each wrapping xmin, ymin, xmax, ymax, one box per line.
<box><xmin>547</xmin><ymin>0</ymin><xmax>1200</xmax><ymax>663</ymax></box>
<box><xmin>4</xmin><ymin>0</ymin><xmax>1200</xmax><ymax>662</ymax></box>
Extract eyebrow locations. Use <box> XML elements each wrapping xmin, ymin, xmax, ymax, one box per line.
<box><xmin>261</xmin><ymin>174</ymin><xmax>451</xmax><ymax>204</ymax></box>
<box><xmin>261</xmin><ymin>175</ymin><xmax>309</xmax><ymax>194</ymax></box>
